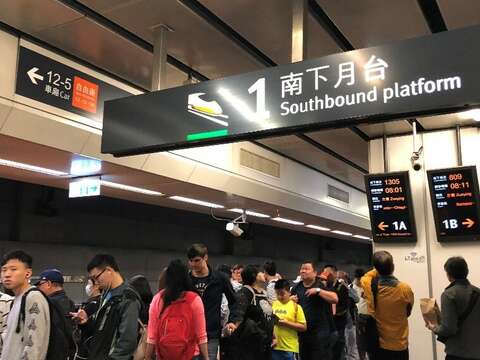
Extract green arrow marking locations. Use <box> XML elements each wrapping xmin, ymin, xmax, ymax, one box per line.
<box><xmin>186</xmin><ymin>129</ymin><xmax>228</xmax><ymax>141</ymax></box>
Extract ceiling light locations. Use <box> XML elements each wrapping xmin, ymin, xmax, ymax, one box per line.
<box><xmin>458</xmin><ymin>109</ymin><xmax>480</xmax><ymax>122</ymax></box>
<box><xmin>229</xmin><ymin>208</ymin><xmax>270</xmax><ymax>218</ymax></box>
<box><xmin>331</xmin><ymin>230</ymin><xmax>353</xmax><ymax>236</ymax></box>
<box><xmin>169</xmin><ymin>195</ymin><xmax>224</xmax><ymax>208</ymax></box>
<box><xmin>272</xmin><ymin>217</ymin><xmax>304</xmax><ymax>226</ymax></box>
<box><xmin>306</xmin><ymin>225</ymin><xmax>331</xmax><ymax>231</ymax></box>
<box><xmin>100</xmin><ymin>180</ymin><xmax>163</xmax><ymax>196</ymax></box>
<box><xmin>353</xmin><ymin>235</ymin><xmax>371</xmax><ymax>240</ymax></box>
<box><xmin>0</xmin><ymin>158</ymin><xmax>68</xmax><ymax>177</ymax></box>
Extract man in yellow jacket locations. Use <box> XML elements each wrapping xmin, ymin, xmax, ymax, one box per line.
<box><xmin>361</xmin><ymin>251</ymin><xmax>414</xmax><ymax>360</ymax></box>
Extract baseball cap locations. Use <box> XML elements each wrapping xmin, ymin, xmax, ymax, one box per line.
<box><xmin>34</xmin><ymin>269</ymin><xmax>64</xmax><ymax>285</ymax></box>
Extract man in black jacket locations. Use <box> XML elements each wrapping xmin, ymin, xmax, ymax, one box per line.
<box><xmin>71</xmin><ymin>254</ymin><xmax>141</xmax><ymax>360</ymax></box>
<box><xmin>188</xmin><ymin>243</ymin><xmax>239</xmax><ymax>359</ymax></box>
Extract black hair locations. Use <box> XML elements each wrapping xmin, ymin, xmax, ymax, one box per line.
<box><xmin>323</xmin><ymin>264</ymin><xmax>337</xmax><ymax>272</ymax></box>
<box><xmin>444</xmin><ymin>257</ymin><xmax>469</xmax><ymax>280</ymax></box>
<box><xmin>241</xmin><ymin>265</ymin><xmax>259</xmax><ymax>286</ymax></box>
<box><xmin>232</xmin><ymin>264</ymin><xmax>244</xmax><ymax>271</ymax></box>
<box><xmin>87</xmin><ymin>254</ymin><xmax>119</xmax><ymax>272</ymax></box>
<box><xmin>129</xmin><ymin>275</ymin><xmax>154</xmax><ymax>306</ymax></box>
<box><xmin>187</xmin><ymin>243</ymin><xmax>208</xmax><ymax>259</ymax></box>
<box><xmin>216</xmin><ymin>264</ymin><xmax>231</xmax><ymax>277</ymax></box>
<box><xmin>373</xmin><ymin>251</ymin><xmax>394</xmax><ymax>276</ymax></box>
<box><xmin>2</xmin><ymin>250</ymin><xmax>32</xmax><ymax>268</ymax></box>
<box><xmin>263</xmin><ymin>260</ymin><xmax>277</xmax><ymax>276</ymax></box>
<box><xmin>354</xmin><ymin>268</ymin><xmax>365</xmax><ymax>279</ymax></box>
<box><xmin>274</xmin><ymin>278</ymin><xmax>291</xmax><ymax>291</ymax></box>
<box><xmin>162</xmin><ymin>259</ymin><xmax>194</xmax><ymax>312</ymax></box>
<box><xmin>301</xmin><ymin>260</ymin><xmax>317</xmax><ymax>271</ymax></box>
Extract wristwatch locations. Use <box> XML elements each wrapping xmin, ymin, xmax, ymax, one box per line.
<box><xmin>316</xmin><ymin>287</ymin><xmax>321</xmax><ymax>294</ymax></box>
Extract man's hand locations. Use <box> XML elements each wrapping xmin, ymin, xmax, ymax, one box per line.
<box><xmin>70</xmin><ymin>309</ymin><xmax>88</xmax><ymax>325</ymax></box>
<box><xmin>305</xmin><ymin>288</ymin><xmax>319</xmax><ymax>297</ymax></box>
<box><xmin>225</xmin><ymin>322</ymin><xmax>237</xmax><ymax>336</ymax></box>
<box><xmin>290</xmin><ymin>295</ymin><xmax>299</xmax><ymax>303</ymax></box>
<box><xmin>425</xmin><ymin>322</ymin><xmax>436</xmax><ymax>331</ymax></box>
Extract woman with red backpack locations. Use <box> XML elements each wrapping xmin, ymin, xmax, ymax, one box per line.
<box><xmin>145</xmin><ymin>259</ymin><xmax>209</xmax><ymax>360</ymax></box>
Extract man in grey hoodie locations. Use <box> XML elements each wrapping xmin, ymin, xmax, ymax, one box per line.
<box><xmin>427</xmin><ymin>257</ymin><xmax>480</xmax><ymax>360</ymax></box>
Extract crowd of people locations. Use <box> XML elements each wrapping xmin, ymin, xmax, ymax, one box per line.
<box><xmin>0</xmin><ymin>244</ymin><xmax>478</xmax><ymax>360</ymax></box>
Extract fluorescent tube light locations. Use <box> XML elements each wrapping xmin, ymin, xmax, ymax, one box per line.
<box><xmin>100</xmin><ymin>180</ymin><xmax>163</xmax><ymax>196</ymax></box>
<box><xmin>353</xmin><ymin>235</ymin><xmax>372</xmax><ymax>240</ymax></box>
<box><xmin>272</xmin><ymin>217</ymin><xmax>304</xmax><ymax>226</ymax></box>
<box><xmin>229</xmin><ymin>208</ymin><xmax>270</xmax><ymax>218</ymax></box>
<box><xmin>458</xmin><ymin>109</ymin><xmax>480</xmax><ymax>121</ymax></box>
<box><xmin>0</xmin><ymin>158</ymin><xmax>68</xmax><ymax>177</ymax></box>
<box><xmin>331</xmin><ymin>230</ymin><xmax>353</xmax><ymax>236</ymax></box>
<box><xmin>169</xmin><ymin>195</ymin><xmax>224</xmax><ymax>208</ymax></box>
<box><xmin>306</xmin><ymin>225</ymin><xmax>331</xmax><ymax>231</ymax></box>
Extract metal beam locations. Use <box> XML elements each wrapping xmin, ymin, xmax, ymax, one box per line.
<box><xmin>307</xmin><ymin>0</ymin><xmax>354</xmax><ymax>51</ymax></box>
<box><xmin>417</xmin><ymin>0</ymin><xmax>448</xmax><ymax>33</ymax></box>
<box><xmin>292</xmin><ymin>0</ymin><xmax>308</xmax><ymax>63</ymax></box>
<box><xmin>407</xmin><ymin>118</ymin><xmax>426</xmax><ymax>132</ymax></box>
<box><xmin>177</xmin><ymin>0</ymin><xmax>277</xmax><ymax>67</ymax></box>
<box><xmin>296</xmin><ymin>134</ymin><xmax>368</xmax><ymax>174</ymax></box>
<box><xmin>252</xmin><ymin>140</ymin><xmax>366</xmax><ymax>193</ymax></box>
<box><xmin>347</xmin><ymin>126</ymin><xmax>370</xmax><ymax>142</ymax></box>
<box><xmin>58</xmin><ymin>0</ymin><xmax>209</xmax><ymax>81</ymax></box>
<box><xmin>151</xmin><ymin>25</ymin><xmax>171</xmax><ymax>91</ymax></box>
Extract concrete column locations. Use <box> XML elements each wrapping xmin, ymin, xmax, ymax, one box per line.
<box><xmin>291</xmin><ymin>0</ymin><xmax>308</xmax><ymax>63</ymax></box>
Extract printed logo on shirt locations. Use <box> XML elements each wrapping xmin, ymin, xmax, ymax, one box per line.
<box><xmin>195</xmin><ymin>281</ymin><xmax>208</xmax><ymax>297</ymax></box>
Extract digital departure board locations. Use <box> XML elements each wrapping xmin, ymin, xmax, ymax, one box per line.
<box><xmin>365</xmin><ymin>172</ymin><xmax>417</xmax><ymax>243</ymax></box>
<box><xmin>427</xmin><ymin>166</ymin><xmax>480</xmax><ymax>242</ymax></box>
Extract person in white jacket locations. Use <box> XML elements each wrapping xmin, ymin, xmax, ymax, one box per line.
<box><xmin>0</xmin><ymin>250</ymin><xmax>50</xmax><ymax>360</ymax></box>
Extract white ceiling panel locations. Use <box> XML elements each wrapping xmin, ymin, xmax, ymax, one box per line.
<box><xmin>34</xmin><ymin>17</ymin><xmax>185</xmax><ymax>90</ymax></box>
<box><xmin>259</xmin><ymin>135</ymin><xmax>365</xmax><ymax>190</ymax></box>
<box><xmin>418</xmin><ymin>112</ymin><xmax>479</xmax><ymax>130</ymax></box>
<box><xmin>305</xmin><ymin>128</ymin><xmax>368</xmax><ymax>169</ymax></box>
<box><xmin>317</xmin><ymin>0</ymin><xmax>430</xmax><ymax>48</ymax></box>
<box><xmin>80</xmin><ymin>0</ymin><xmax>263</xmax><ymax>79</ymax></box>
<box><xmin>357</xmin><ymin>120</ymin><xmax>413</xmax><ymax>138</ymax></box>
<box><xmin>198</xmin><ymin>0</ymin><xmax>341</xmax><ymax>65</ymax></box>
<box><xmin>437</xmin><ymin>0</ymin><xmax>480</xmax><ymax>30</ymax></box>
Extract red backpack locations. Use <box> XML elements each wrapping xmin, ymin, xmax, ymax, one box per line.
<box><xmin>157</xmin><ymin>291</ymin><xmax>197</xmax><ymax>360</ymax></box>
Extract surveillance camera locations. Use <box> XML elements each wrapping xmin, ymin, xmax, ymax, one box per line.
<box><xmin>226</xmin><ymin>222</ymin><xmax>243</xmax><ymax>237</ymax></box>
<box><xmin>412</xmin><ymin>159</ymin><xmax>422</xmax><ymax>171</ymax></box>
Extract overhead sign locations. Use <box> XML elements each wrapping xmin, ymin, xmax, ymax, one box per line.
<box><xmin>427</xmin><ymin>166</ymin><xmax>480</xmax><ymax>242</ymax></box>
<box><xmin>365</xmin><ymin>172</ymin><xmax>417</xmax><ymax>243</ymax></box>
<box><xmin>101</xmin><ymin>25</ymin><xmax>480</xmax><ymax>156</ymax></box>
<box><xmin>16</xmin><ymin>46</ymin><xmax>131</xmax><ymax>123</ymax></box>
<box><xmin>69</xmin><ymin>178</ymin><xmax>101</xmax><ymax>198</ymax></box>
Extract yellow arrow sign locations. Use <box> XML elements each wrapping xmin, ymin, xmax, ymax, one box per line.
<box><xmin>462</xmin><ymin>218</ymin><xmax>475</xmax><ymax>228</ymax></box>
<box><xmin>378</xmin><ymin>221</ymin><xmax>389</xmax><ymax>231</ymax></box>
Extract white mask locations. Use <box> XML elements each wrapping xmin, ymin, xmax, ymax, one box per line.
<box><xmin>85</xmin><ymin>283</ymin><xmax>94</xmax><ymax>297</ymax></box>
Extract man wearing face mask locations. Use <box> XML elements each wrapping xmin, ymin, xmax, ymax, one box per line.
<box><xmin>75</xmin><ymin>279</ymin><xmax>102</xmax><ymax>360</ymax></box>
<box><xmin>70</xmin><ymin>254</ymin><xmax>142</xmax><ymax>360</ymax></box>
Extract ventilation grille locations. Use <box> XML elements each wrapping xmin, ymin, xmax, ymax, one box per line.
<box><xmin>328</xmin><ymin>184</ymin><xmax>350</xmax><ymax>204</ymax></box>
<box><xmin>240</xmin><ymin>148</ymin><xmax>280</xmax><ymax>178</ymax></box>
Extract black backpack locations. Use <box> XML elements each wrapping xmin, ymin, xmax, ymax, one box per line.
<box><xmin>16</xmin><ymin>287</ymin><xmax>76</xmax><ymax>360</ymax></box>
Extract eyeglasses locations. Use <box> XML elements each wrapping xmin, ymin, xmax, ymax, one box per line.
<box><xmin>89</xmin><ymin>268</ymin><xmax>107</xmax><ymax>284</ymax></box>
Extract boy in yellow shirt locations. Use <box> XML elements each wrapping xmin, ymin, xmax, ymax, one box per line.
<box><xmin>272</xmin><ymin>279</ymin><xmax>307</xmax><ymax>360</ymax></box>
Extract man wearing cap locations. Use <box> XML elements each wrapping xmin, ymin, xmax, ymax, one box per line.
<box><xmin>36</xmin><ymin>268</ymin><xmax>75</xmax><ymax>331</ymax></box>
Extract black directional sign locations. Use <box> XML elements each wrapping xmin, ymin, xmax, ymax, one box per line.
<box><xmin>101</xmin><ymin>25</ymin><xmax>480</xmax><ymax>156</ymax></box>
<box><xmin>365</xmin><ymin>172</ymin><xmax>417</xmax><ymax>243</ymax></box>
<box><xmin>427</xmin><ymin>166</ymin><xmax>480</xmax><ymax>242</ymax></box>
<box><xmin>16</xmin><ymin>46</ymin><xmax>131</xmax><ymax>123</ymax></box>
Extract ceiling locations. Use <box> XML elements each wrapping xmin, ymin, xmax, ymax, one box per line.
<box><xmin>0</xmin><ymin>133</ymin><xmax>371</xmax><ymax>242</ymax></box>
<box><xmin>0</xmin><ymin>1</ymin><xmax>479</xmax><ymax>195</ymax></box>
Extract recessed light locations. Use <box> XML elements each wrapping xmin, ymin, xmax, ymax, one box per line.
<box><xmin>0</xmin><ymin>158</ymin><xmax>68</xmax><ymax>177</ymax></box>
<box><xmin>100</xmin><ymin>180</ymin><xmax>163</xmax><ymax>196</ymax></box>
<box><xmin>169</xmin><ymin>196</ymin><xmax>224</xmax><ymax>208</ymax></box>
<box><xmin>331</xmin><ymin>230</ymin><xmax>353</xmax><ymax>236</ymax></box>
<box><xmin>306</xmin><ymin>225</ymin><xmax>331</xmax><ymax>231</ymax></box>
<box><xmin>229</xmin><ymin>208</ymin><xmax>270</xmax><ymax>218</ymax></box>
<box><xmin>272</xmin><ymin>217</ymin><xmax>304</xmax><ymax>226</ymax></box>
<box><xmin>353</xmin><ymin>235</ymin><xmax>371</xmax><ymax>240</ymax></box>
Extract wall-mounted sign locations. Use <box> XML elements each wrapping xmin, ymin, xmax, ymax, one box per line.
<box><xmin>101</xmin><ymin>25</ymin><xmax>480</xmax><ymax>156</ymax></box>
<box><xmin>69</xmin><ymin>178</ymin><xmax>101</xmax><ymax>198</ymax></box>
<box><xmin>16</xmin><ymin>46</ymin><xmax>131</xmax><ymax>123</ymax></box>
<box><xmin>427</xmin><ymin>166</ymin><xmax>480</xmax><ymax>242</ymax></box>
<box><xmin>365</xmin><ymin>172</ymin><xmax>417</xmax><ymax>243</ymax></box>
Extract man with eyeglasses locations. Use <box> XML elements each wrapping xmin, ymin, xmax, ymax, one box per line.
<box><xmin>70</xmin><ymin>254</ymin><xmax>142</xmax><ymax>360</ymax></box>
